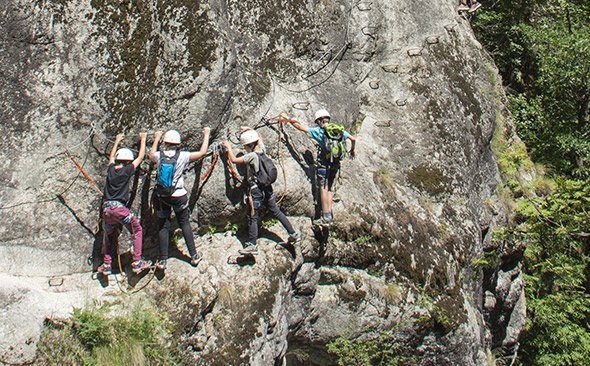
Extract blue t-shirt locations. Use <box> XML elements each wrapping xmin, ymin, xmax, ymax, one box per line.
<box><xmin>307</xmin><ymin>126</ymin><xmax>350</xmax><ymax>145</ymax></box>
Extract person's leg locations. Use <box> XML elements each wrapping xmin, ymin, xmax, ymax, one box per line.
<box><xmin>121</xmin><ymin>210</ymin><xmax>143</xmax><ymax>262</ymax></box>
<box><xmin>317</xmin><ymin>164</ymin><xmax>331</xmax><ymax>219</ymax></box>
<box><xmin>172</xmin><ymin>195</ymin><xmax>197</xmax><ymax>258</ymax></box>
<box><xmin>265</xmin><ymin>191</ymin><xmax>295</xmax><ymax>234</ymax></box>
<box><xmin>102</xmin><ymin>209</ymin><xmax>118</xmax><ymax>266</ymax></box>
<box><xmin>319</xmin><ymin>187</ymin><xmax>332</xmax><ymax>215</ymax></box>
<box><xmin>247</xmin><ymin>189</ymin><xmax>263</xmax><ymax>245</ymax></box>
<box><xmin>156</xmin><ymin>196</ymin><xmax>172</xmax><ymax>261</ymax></box>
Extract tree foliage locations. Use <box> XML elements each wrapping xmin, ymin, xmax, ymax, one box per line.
<box><xmin>473</xmin><ymin>1</ymin><xmax>590</xmax><ymax>364</ymax></box>
<box><xmin>473</xmin><ymin>0</ymin><xmax>590</xmax><ymax>176</ymax></box>
<box><xmin>514</xmin><ymin>178</ymin><xmax>590</xmax><ymax>365</ymax></box>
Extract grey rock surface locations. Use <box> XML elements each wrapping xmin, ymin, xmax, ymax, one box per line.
<box><xmin>0</xmin><ymin>0</ymin><xmax>529</xmax><ymax>364</ymax></box>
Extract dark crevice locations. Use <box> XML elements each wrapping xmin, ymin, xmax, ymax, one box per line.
<box><xmin>56</xmin><ymin>194</ymin><xmax>97</xmax><ymax>238</ymax></box>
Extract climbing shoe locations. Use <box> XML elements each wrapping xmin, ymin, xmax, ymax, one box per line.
<box><xmin>156</xmin><ymin>259</ymin><xmax>167</xmax><ymax>270</ymax></box>
<box><xmin>288</xmin><ymin>232</ymin><xmax>300</xmax><ymax>244</ymax></box>
<box><xmin>469</xmin><ymin>1</ymin><xmax>481</xmax><ymax>12</ymax></box>
<box><xmin>191</xmin><ymin>252</ymin><xmax>202</xmax><ymax>267</ymax></box>
<box><xmin>239</xmin><ymin>244</ymin><xmax>258</xmax><ymax>255</ymax></box>
<box><xmin>458</xmin><ymin>3</ymin><xmax>470</xmax><ymax>11</ymax></box>
<box><xmin>131</xmin><ymin>259</ymin><xmax>152</xmax><ymax>274</ymax></box>
<box><xmin>97</xmin><ymin>263</ymin><xmax>112</xmax><ymax>275</ymax></box>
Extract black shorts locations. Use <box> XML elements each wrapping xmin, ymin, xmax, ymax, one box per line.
<box><xmin>317</xmin><ymin>162</ymin><xmax>340</xmax><ymax>191</ymax></box>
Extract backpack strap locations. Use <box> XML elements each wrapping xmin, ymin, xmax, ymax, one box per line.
<box><xmin>170</xmin><ymin>149</ymin><xmax>181</xmax><ymax>186</ymax></box>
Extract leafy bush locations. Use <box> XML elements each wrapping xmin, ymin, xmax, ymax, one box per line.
<box><xmin>327</xmin><ymin>330</ymin><xmax>406</xmax><ymax>366</ymax></box>
<box><xmin>36</xmin><ymin>300</ymin><xmax>180</xmax><ymax>365</ymax></box>
<box><xmin>516</xmin><ymin>178</ymin><xmax>590</xmax><ymax>365</ymax></box>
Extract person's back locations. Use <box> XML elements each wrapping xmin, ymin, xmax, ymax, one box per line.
<box><xmin>223</xmin><ymin>130</ymin><xmax>299</xmax><ymax>255</ymax></box>
<box><xmin>153</xmin><ymin>148</ymin><xmax>191</xmax><ymax>197</ymax></box>
<box><xmin>148</xmin><ymin>128</ymin><xmax>211</xmax><ymax>270</ymax></box>
<box><xmin>285</xmin><ymin>109</ymin><xmax>356</xmax><ymax>226</ymax></box>
<box><xmin>105</xmin><ymin>162</ymin><xmax>135</xmax><ymax>204</ymax></box>
<box><xmin>98</xmin><ymin>133</ymin><xmax>151</xmax><ymax>275</ymax></box>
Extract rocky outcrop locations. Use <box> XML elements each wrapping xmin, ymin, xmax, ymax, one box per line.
<box><xmin>0</xmin><ymin>0</ymin><xmax>528</xmax><ymax>364</ymax></box>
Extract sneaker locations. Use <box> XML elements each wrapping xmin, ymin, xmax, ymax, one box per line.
<box><xmin>239</xmin><ymin>244</ymin><xmax>258</xmax><ymax>255</ymax></box>
<box><xmin>191</xmin><ymin>252</ymin><xmax>202</xmax><ymax>267</ymax></box>
<box><xmin>288</xmin><ymin>232</ymin><xmax>300</xmax><ymax>244</ymax></box>
<box><xmin>469</xmin><ymin>2</ymin><xmax>481</xmax><ymax>12</ymax></box>
<box><xmin>156</xmin><ymin>259</ymin><xmax>167</xmax><ymax>270</ymax></box>
<box><xmin>131</xmin><ymin>259</ymin><xmax>152</xmax><ymax>274</ymax></box>
<box><xmin>97</xmin><ymin>263</ymin><xmax>112</xmax><ymax>275</ymax></box>
<box><xmin>458</xmin><ymin>3</ymin><xmax>470</xmax><ymax>11</ymax></box>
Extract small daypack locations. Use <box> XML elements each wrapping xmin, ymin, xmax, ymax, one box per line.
<box><xmin>256</xmin><ymin>153</ymin><xmax>277</xmax><ymax>188</ymax></box>
<box><xmin>321</xmin><ymin>123</ymin><xmax>347</xmax><ymax>163</ymax></box>
<box><xmin>155</xmin><ymin>150</ymin><xmax>181</xmax><ymax>197</ymax></box>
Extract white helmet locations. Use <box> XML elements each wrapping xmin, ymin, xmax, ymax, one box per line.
<box><xmin>240</xmin><ymin>130</ymin><xmax>260</xmax><ymax>146</ymax></box>
<box><xmin>115</xmin><ymin>148</ymin><xmax>134</xmax><ymax>161</ymax></box>
<box><xmin>314</xmin><ymin>109</ymin><xmax>331</xmax><ymax>122</ymax></box>
<box><xmin>163</xmin><ymin>130</ymin><xmax>181</xmax><ymax>144</ymax></box>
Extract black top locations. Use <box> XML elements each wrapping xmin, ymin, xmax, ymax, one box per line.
<box><xmin>104</xmin><ymin>163</ymin><xmax>135</xmax><ymax>205</ymax></box>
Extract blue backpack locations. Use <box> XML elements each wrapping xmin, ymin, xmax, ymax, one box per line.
<box><xmin>156</xmin><ymin>150</ymin><xmax>180</xmax><ymax>197</ymax></box>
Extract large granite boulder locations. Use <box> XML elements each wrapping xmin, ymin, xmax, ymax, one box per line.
<box><xmin>0</xmin><ymin>0</ymin><xmax>529</xmax><ymax>364</ymax></box>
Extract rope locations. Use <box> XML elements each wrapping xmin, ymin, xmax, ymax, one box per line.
<box><xmin>227</xmin><ymin>163</ymin><xmax>242</xmax><ymax>183</ymax></box>
<box><xmin>200</xmin><ymin>153</ymin><xmax>218</xmax><ymax>183</ymax></box>
<box><xmin>274</xmin><ymin>118</ymin><xmax>288</xmax><ymax>204</ymax></box>
<box><xmin>66</xmin><ymin>150</ymin><xmax>103</xmax><ymax>195</ymax></box>
<box><xmin>200</xmin><ymin>143</ymin><xmax>221</xmax><ymax>183</ymax></box>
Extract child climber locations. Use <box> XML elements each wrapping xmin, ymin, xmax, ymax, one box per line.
<box><xmin>285</xmin><ymin>109</ymin><xmax>356</xmax><ymax>226</ymax></box>
<box><xmin>98</xmin><ymin>133</ymin><xmax>151</xmax><ymax>275</ymax></box>
<box><xmin>223</xmin><ymin>129</ymin><xmax>299</xmax><ymax>255</ymax></box>
<box><xmin>149</xmin><ymin>128</ymin><xmax>210</xmax><ymax>270</ymax></box>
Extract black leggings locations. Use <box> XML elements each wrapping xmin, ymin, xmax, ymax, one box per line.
<box><xmin>248</xmin><ymin>187</ymin><xmax>295</xmax><ymax>245</ymax></box>
<box><xmin>154</xmin><ymin>194</ymin><xmax>196</xmax><ymax>260</ymax></box>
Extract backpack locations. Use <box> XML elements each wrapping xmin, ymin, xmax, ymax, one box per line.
<box><xmin>155</xmin><ymin>150</ymin><xmax>180</xmax><ymax>197</ymax></box>
<box><xmin>256</xmin><ymin>153</ymin><xmax>277</xmax><ymax>188</ymax></box>
<box><xmin>321</xmin><ymin>123</ymin><xmax>347</xmax><ymax>163</ymax></box>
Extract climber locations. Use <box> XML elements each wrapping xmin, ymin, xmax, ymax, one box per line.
<box><xmin>284</xmin><ymin>109</ymin><xmax>356</xmax><ymax>226</ymax></box>
<box><xmin>149</xmin><ymin>128</ymin><xmax>211</xmax><ymax>270</ymax></box>
<box><xmin>222</xmin><ymin>129</ymin><xmax>299</xmax><ymax>255</ymax></box>
<box><xmin>458</xmin><ymin>0</ymin><xmax>481</xmax><ymax>12</ymax></box>
<box><xmin>98</xmin><ymin>133</ymin><xmax>152</xmax><ymax>275</ymax></box>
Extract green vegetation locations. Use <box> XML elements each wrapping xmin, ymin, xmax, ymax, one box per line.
<box><xmin>353</xmin><ymin>235</ymin><xmax>374</xmax><ymax>244</ymax></box>
<box><xmin>207</xmin><ymin>225</ymin><xmax>217</xmax><ymax>236</ymax></box>
<box><xmin>224</xmin><ymin>221</ymin><xmax>239</xmax><ymax>235</ymax></box>
<box><xmin>326</xmin><ymin>324</ymin><xmax>408</xmax><ymax>366</ymax></box>
<box><xmin>473</xmin><ymin>1</ymin><xmax>590</xmax><ymax>364</ymax></box>
<box><xmin>474</xmin><ymin>0</ymin><xmax>590</xmax><ymax>177</ymax></box>
<box><xmin>36</xmin><ymin>300</ymin><xmax>180</xmax><ymax>365</ymax></box>
<box><xmin>510</xmin><ymin>178</ymin><xmax>590</xmax><ymax>365</ymax></box>
<box><xmin>261</xmin><ymin>218</ymin><xmax>279</xmax><ymax>228</ymax></box>
<box><xmin>406</xmin><ymin>164</ymin><xmax>450</xmax><ymax>196</ymax></box>
<box><xmin>471</xmin><ymin>250</ymin><xmax>502</xmax><ymax>279</ymax></box>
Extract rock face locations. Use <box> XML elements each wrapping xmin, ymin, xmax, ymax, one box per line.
<box><xmin>0</xmin><ymin>0</ymin><xmax>527</xmax><ymax>365</ymax></box>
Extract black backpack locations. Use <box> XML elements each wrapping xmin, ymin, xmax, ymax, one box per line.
<box><xmin>155</xmin><ymin>150</ymin><xmax>180</xmax><ymax>197</ymax></box>
<box><xmin>256</xmin><ymin>153</ymin><xmax>277</xmax><ymax>188</ymax></box>
<box><xmin>321</xmin><ymin>123</ymin><xmax>347</xmax><ymax>163</ymax></box>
